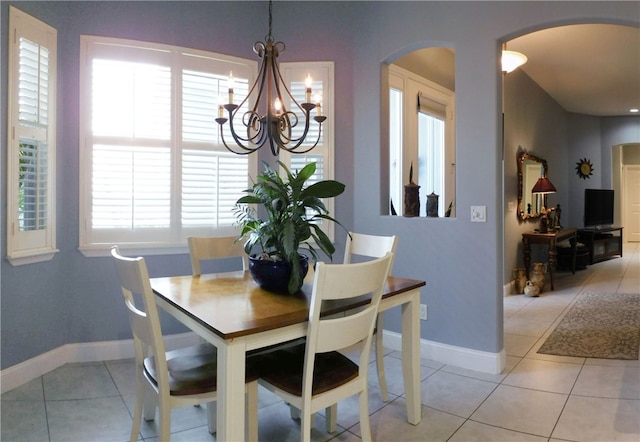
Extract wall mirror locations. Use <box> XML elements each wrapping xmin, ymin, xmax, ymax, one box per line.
<box><xmin>517</xmin><ymin>152</ymin><xmax>548</xmax><ymax>220</ymax></box>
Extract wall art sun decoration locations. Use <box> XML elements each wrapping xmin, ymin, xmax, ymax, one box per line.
<box><xmin>576</xmin><ymin>158</ymin><xmax>594</xmax><ymax>179</ymax></box>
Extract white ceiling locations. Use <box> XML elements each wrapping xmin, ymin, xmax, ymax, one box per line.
<box><xmin>508</xmin><ymin>24</ymin><xmax>640</xmax><ymax>117</ymax></box>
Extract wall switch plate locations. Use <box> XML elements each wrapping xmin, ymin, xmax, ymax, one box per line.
<box><xmin>471</xmin><ymin>206</ymin><xmax>486</xmax><ymax>222</ymax></box>
<box><xmin>508</xmin><ymin>201</ymin><xmax>516</xmax><ymax>212</ymax></box>
<box><xmin>420</xmin><ymin>304</ymin><xmax>428</xmax><ymax>320</ymax></box>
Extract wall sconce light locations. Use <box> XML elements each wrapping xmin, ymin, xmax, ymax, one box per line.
<box><xmin>502</xmin><ymin>43</ymin><xmax>528</xmax><ymax>73</ymax></box>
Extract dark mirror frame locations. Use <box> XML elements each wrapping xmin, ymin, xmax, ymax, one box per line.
<box><xmin>517</xmin><ymin>152</ymin><xmax>548</xmax><ymax>220</ymax></box>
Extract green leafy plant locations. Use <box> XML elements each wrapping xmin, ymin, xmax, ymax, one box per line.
<box><xmin>234</xmin><ymin>161</ymin><xmax>347</xmax><ymax>294</ymax></box>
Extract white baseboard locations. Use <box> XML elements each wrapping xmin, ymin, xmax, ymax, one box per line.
<box><xmin>383</xmin><ymin>330</ymin><xmax>506</xmax><ymax>375</ymax></box>
<box><xmin>0</xmin><ymin>332</ymin><xmax>199</xmax><ymax>394</ymax></box>
<box><xmin>2</xmin><ymin>330</ymin><xmax>506</xmax><ymax>394</ymax></box>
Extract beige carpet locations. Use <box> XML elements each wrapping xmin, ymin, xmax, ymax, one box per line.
<box><xmin>537</xmin><ymin>292</ymin><xmax>640</xmax><ymax>360</ymax></box>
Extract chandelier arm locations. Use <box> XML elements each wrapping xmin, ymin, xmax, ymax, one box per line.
<box><xmin>218</xmin><ymin>122</ymin><xmax>258</xmax><ymax>155</ymax></box>
<box><xmin>281</xmin><ymin>118</ymin><xmax>322</xmax><ymax>154</ymax></box>
<box><xmin>226</xmin><ymin>107</ymin><xmax>259</xmax><ymax>145</ymax></box>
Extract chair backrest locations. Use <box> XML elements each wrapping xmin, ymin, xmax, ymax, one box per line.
<box><xmin>343</xmin><ymin>232</ymin><xmax>398</xmax><ymax>269</ymax></box>
<box><xmin>303</xmin><ymin>253</ymin><xmax>394</xmax><ymax>395</ymax></box>
<box><xmin>111</xmin><ymin>246</ymin><xmax>170</xmax><ymax>389</ymax></box>
<box><xmin>188</xmin><ymin>236</ymin><xmax>248</xmax><ymax>275</ymax></box>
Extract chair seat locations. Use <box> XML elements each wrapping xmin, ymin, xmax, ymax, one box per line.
<box><xmin>260</xmin><ymin>344</ymin><xmax>358</xmax><ymax>396</ymax></box>
<box><xmin>144</xmin><ymin>343</ymin><xmax>260</xmax><ymax>396</ymax></box>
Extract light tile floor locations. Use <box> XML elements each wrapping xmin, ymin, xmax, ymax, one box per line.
<box><xmin>2</xmin><ymin>243</ymin><xmax>639</xmax><ymax>441</ymax></box>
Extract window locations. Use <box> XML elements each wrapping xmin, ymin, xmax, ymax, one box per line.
<box><xmin>388</xmin><ymin>63</ymin><xmax>455</xmax><ymax>217</ymax></box>
<box><xmin>79</xmin><ymin>36</ymin><xmax>258</xmax><ymax>256</ymax></box>
<box><xmin>278</xmin><ymin>62</ymin><xmax>336</xmax><ymax>241</ymax></box>
<box><xmin>6</xmin><ymin>7</ymin><xmax>58</xmax><ymax>266</ymax></box>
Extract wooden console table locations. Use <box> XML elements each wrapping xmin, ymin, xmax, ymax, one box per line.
<box><xmin>522</xmin><ymin>227</ymin><xmax>577</xmax><ymax>291</ymax></box>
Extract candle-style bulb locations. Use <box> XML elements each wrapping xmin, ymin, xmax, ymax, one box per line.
<box><xmin>274</xmin><ymin>98</ymin><xmax>282</xmax><ymax>115</ymax></box>
<box><xmin>313</xmin><ymin>92</ymin><xmax>322</xmax><ymax>116</ymax></box>
<box><xmin>305</xmin><ymin>74</ymin><xmax>313</xmax><ymax>103</ymax></box>
<box><xmin>228</xmin><ymin>71</ymin><xmax>234</xmax><ymax>104</ymax></box>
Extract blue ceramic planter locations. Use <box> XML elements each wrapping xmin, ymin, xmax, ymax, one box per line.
<box><xmin>249</xmin><ymin>255</ymin><xmax>309</xmax><ymax>294</ymax></box>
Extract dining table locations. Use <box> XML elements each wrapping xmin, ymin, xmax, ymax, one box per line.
<box><xmin>151</xmin><ymin>270</ymin><xmax>425</xmax><ymax>441</ymax></box>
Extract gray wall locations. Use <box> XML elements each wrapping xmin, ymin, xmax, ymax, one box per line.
<box><xmin>2</xmin><ymin>1</ymin><xmax>639</xmax><ymax>370</ymax></box>
<box><xmin>504</xmin><ymin>69</ymin><xmax>569</xmax><ymax>277</ymax></box>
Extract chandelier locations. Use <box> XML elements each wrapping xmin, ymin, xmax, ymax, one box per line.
<box><xmin>215</xmin><ymin>1</ymin><xmax>326</xmax><ymax>156</ymax></box>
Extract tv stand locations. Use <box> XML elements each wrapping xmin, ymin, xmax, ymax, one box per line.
<box><xmin>577</xmin><ymin>227</ymin><xmax>623</xmax><ymax>264</ymax></box>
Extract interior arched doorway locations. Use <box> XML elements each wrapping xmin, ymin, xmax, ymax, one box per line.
<box><xmin>501</xmin><ymin>22</ymin><xmax>640</xmax><ymax>291</ymax></box>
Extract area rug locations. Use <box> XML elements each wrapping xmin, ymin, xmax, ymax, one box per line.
<box><xmin>537</xmin><ymin>292</ymin><xmax>640</xmax><ymax>360</ymax></box>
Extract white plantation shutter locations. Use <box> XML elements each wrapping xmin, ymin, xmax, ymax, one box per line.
<box><xmin>18</xmin><ymin>140</ymin><xmax>48</xmax><ymax>231</ymax></box>
<box><xmin>18</xmin><ymin>39</ymin><xmax>50</xmax><ymax>231</ymax></box>
<box><xmin>92</xmin><ymin>60</ymin><xmax>171</xmax><ymax>139</ymax></box>
<box><xmin>92</xmin><ymin>145</ymin><xmax>171</xmax><ymax>228</ymax></box>
<box><xmin>290</xmin><ymin>154</ymin><xmax>324</xmax><ymax>185</ymax></box>
<box><xmin>80</xmin><ymin>36</ymin><xmax>256</xmax><ymax>254</ymax></box>
<box><xmin>7</xmin><ymin>7</ymin><xmax>58</xmax><ymax>265</ymax></box>
<box><xmin>181</xmin><ymin>150</ymin><xmax>249</xmax><ymax>226</ymax></box>
<box><xmin>18</xmin><ymin>38</ymin><xmax>49</xmax><ymax>126</ymax></box>
<box><xmin>279</xmin><ymin>62</ymin><xmax>335</xmax><ymax>241</ymax></box>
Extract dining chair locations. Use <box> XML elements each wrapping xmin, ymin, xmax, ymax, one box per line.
<box><xmin>343</xmin><ymin>232</ymin><xmax>398</xmax><ymax>402</ymax></box>
<box><xmin>258</xmin><ymin>252</ymin><xmax>394</xmax><ymax>441</ymax></box>
<box><xmin>187</xmin><ymin>236</ymin><xmax>248</xmax><ymax>275</ymax></box>
<box><xmin>111</xmin><ymin>246</ymin><xmax>259</xmax><ymax>442</ymax></box>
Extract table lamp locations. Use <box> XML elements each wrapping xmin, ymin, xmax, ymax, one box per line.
<box><xmin>532</xmin><ymin>177</ymin><xmax>557</xmax><ymax>233</ymax></box>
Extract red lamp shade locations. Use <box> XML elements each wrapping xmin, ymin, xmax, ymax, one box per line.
<box><xmin>532</xmin><ymin>177</ymin><xmax>557</xmax><ymax>194</ymax></box>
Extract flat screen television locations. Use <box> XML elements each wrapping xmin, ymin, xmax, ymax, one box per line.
<box><xmin>583</xmin><ymin>189</ymin><xmax>614</xmax><ymax>228</ymax></box>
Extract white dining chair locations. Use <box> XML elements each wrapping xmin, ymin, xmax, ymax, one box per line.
<box><xmin>111</xmin><ymin>246</ymin><xmax>259</xmax><ymax>442</ymax></box>
<box><xmin>343</xmin><ymin>232</ymin><xmax>398</xmax><ymax>402</ymax></box>
<box><xmin>258</xmin><ymin>252</ymin><xmax>394</xmax><ymax>442</ymax></box>
<box><xmin>187</xmin><ymin>236</ymin><xmax>248</xmax><ymax>275</ymax></box>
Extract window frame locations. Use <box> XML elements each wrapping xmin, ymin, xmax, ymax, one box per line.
<box><xmin>6</xmin><ymin>6</ymin><xmax>58</xmax><ymax>266</ymax></box>
<box><xmin>78</xmin><ymin>36</ymin><xmax>258</xmax><ymax>257</ymax></box>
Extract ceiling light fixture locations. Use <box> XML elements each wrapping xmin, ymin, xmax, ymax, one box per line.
<box><xmin>502</xmin><ymin>43</ymin><xmax>528</xmax><ymax>73</ymax></box>
<box><xmin>630</xmin><ymin>108</ymin><xmax>639</xmax><ymax>113</ymax></box>
<box><xmin>215</xmin><ymin>0</ymin><xmax>325</xmax><ymax>155</ymax></box>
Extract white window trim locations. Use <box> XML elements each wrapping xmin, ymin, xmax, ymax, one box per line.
<box><xmin>78</xmin><ymin>36</ymin><xmax>258</xmax><ymax>257</ymax></box>
<box><xmin>6</xmin><ymin>7</ymin><xmax>58</xmax><ymax>266</ymax></box>
<box><xmin>278</xmin><ymin>61</ymin><xmax>336</xmax><ymax>243</ymax></box>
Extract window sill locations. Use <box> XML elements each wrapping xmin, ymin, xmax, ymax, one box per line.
<box><xmin>7</xmin><ymin>248</ymin><xmax>59</xmax><ymax>266</ymax></box>
<box><xmin>79</xmin><ymin>244</ymin><xmax>189</xmax><ymax>258</ymax></box>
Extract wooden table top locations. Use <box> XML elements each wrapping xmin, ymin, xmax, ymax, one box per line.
<box><xmin>522</xmin><ymin>227</ymin><xmax>577</xmax><ymax>240</ymax></box>
<box><xmin>151</xmin><ymin>271</ymin><xmax>425</xmax><ymax>340</ymax></box>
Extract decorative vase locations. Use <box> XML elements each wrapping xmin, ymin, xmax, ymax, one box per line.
<box><xmin>524</xmin><ymin>280</ymin><xmax>540</xmax><ymax>297</ymax></box>
<box><xmin>512</xmin><ymin>268</ymin><xmax>527</xmax><ymax>294</ymax></box>
<box><xmin>249</xmin><ymin>255</ymin><xmax>309</xmax><ymax>294</ymax></box>
<box><xmin>530</xmin><ymin>262</ymin><xmax>547</xmax><ymax>292</ymax></box>
<box><xmin>403</xmin><ymin>183</ymin><xmax>420</xmax><ymax>217</ymax></box>
<box><xmin>426</xmin><ymin>192</ymin><xmax>439</xmax><ymax>217</ymax></box>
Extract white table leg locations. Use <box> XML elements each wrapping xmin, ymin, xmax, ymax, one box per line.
<box><xmin>401</xmin><ymin>290</ymin><xmax>421</xmax><ymax>425</ymax></box>
<box><xmin>218</xmin><ymin>340</ymin><xmax>247</xmax><ymax>441</ymax></box>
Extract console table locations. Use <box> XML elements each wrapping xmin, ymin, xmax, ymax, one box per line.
<box><xmin>577</xmin><ymin>227</ymin><xmax>623</xmax><ymax>264</ymax></box>
<box><xmin>522</xmin><ymin>228</ymin><xmax>577</xmax><ymax>291</ymax></box>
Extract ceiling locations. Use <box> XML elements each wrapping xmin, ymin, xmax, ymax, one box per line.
<box><xmin>508</xmin><ymin>24</ymin><xmax>640</xmax><ymax>117</ymax></box>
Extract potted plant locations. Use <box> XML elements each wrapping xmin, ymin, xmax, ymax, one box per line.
<box><xmin>234</xmin><ymin>161</ymin><xmax>347</xmax><ymax>294</ymax></box>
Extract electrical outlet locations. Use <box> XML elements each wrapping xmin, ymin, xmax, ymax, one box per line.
<box><xmin>420</xmin><ymin>304</ymin><xmax>428</xmax><ymax>320</ymax></box>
